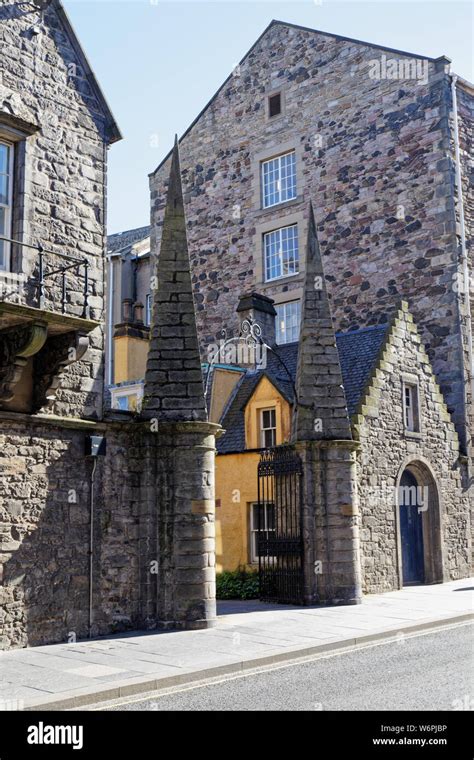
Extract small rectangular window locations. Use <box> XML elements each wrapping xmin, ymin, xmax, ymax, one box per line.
<box><xmin>250</xmin><ymin>502</ymin><xmax>276</xmax><ymax>563</ymax></box>
<box><xmin>264</xmin><ymin>224</ymin><xmax>299</xmax><ymax>282</ymax></box>
<box><xmin>260</xmin><ymin>407</ymin><xmax>276</xmax><ymax>448</ymax></box>
<box><xmin>261</xmin><ymin>151</ymin><xmax>296</xmax><ymax>208</ymax></box>
<box><xmin>145</xmin><ymin>293</ymin><xmax>152</xmax><ymax>326</ymax></box>
<box><xmin>403</xmin><ymin>383</ymin><xmax>420</xmax><ymax>432</ymax></box>
<box><xmin>114</xmin><ymin>393</ymin><xmax>137</xmax><ymax>412</ymax></box>
<box><xmin>275</xmin><ymin>301</ymin><xmax>301</xmax><ymax>344</ymax></box>
<box><xmin>111</xmin><ymin>386</ymin><xmax>143</xmax><ymax>412</ymax></box>
<box><xmin>0</xmin><ymin>140</ymin><xmax>14</xmax><ymax>272</ymax></box>
<box><xmin>268</xmin><ymin>93</ymin><xmax>282</xmax><ymax>118</ymax></box>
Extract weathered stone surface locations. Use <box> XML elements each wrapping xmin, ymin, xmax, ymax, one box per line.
<box><xmin>0</xmin><ymin>0</ymin><xmax>119</xmax><ymax>420</ymax></box>
<box><xmin>143</xmin><ymin>139</ymin><xmax>207</xmax><ymax>422</ymax></box>
<box><xmin>149</xmin><ymin>22</ymin><xmax>473</xmax><ymax>455</ymax></box>
<box><xmin>354</xmin><ymin>305</ymin><xmax>471</xmax><ymax>593</ymax></box>
<box><xmin>292</xmin><ymin>203</ymin><xmax>351</xmax><ymax>441</ymax></box>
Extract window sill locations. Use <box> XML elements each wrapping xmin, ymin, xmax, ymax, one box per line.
<box><xmin>403</xmin><ymin>429</ymin><xmax>422</xmax><ymax>440</ymax></box>
<box><xmin>258</xmin><ymin>195</ymin><xmax>304</xmax><ymax>215</ymax></box>
<box><xmin>263</xmin><ymin>272</ymin><xmax>302</xmax><ymax>286</ymax></box>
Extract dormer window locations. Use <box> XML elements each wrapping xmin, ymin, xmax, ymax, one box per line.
<box><xmin>0</xmin><ymin>140</ymin><xmax>14</xmax><ymax>271</ymax></box>
<box><xmin>260</xmin><ymin>408</ymin><xmax>276</xmax><ymax>448</ymax></box>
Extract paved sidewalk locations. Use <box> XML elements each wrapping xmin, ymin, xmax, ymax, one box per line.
<box><xmin>1</xmin><ymin>578</ymin><xmax>472</xmax><ymax>710</ymax></box>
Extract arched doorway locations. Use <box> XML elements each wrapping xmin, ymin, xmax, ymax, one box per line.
<box><xmin>399</xmin><ymin>470</ymin><xmax>425</xmax><ymax>584</ymax></box>
<box><xmin>396</xmin><ymin>459</ymin><xmax>444</xmax><ymax>587</ymax></box>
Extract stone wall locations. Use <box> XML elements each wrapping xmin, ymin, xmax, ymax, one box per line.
<box><xmin>456</xmin><ymin>82</ymin><xmax>473</xmax><ymax>299</ymax></box>
<box><xmin>0</xmin><ymin>415</ymin><xmax>143</xmax><ymax>649</ymax></box>
<box><xmin>353</xmin><ymin>305</ymin><xmax>471</xmax><ymax>594</ymax></box>
<box><xmin>150</xmin><ymin>21</ymin><xmax>471</xmax><ymax>448</ymax></box>
<box><xmin>455</xmin><ymin>82</ymin><xmax>474</xmax><ymax>444</ymax></box>
<box><xmin>0</xmin><ymin>0</ymin><xmax>116</xmax><ymax>419</ymax></box>
<box><xmin>0</xmin><ymin>411</ymin><xmax>220</xmax><ymax>649</ymax></box>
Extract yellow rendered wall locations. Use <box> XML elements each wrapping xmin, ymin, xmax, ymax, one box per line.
<box><xmin>209</xmin><ymin>368</ymin><xmax>243</xmax><ymax>423</ymax></box>
<box><xmin>245</xmin><ymin>376</ymin><xmax>291</xmax><ymax>449</ymax></box>
<box><xmin>114</xmin><ymin>335</ymin><xmax>149</xmax><ymax>384</ymax></box>
<box><xmin>215</xmin><ymin>451</ymin><xmax>261</xmax><ymax>572</ymax></box>
<box><xmin>215</xmin><ymin>379</ymin><xmax>292</xmax><ymax>572</ymax></box>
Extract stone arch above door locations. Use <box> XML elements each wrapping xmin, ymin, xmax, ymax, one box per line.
<box><xmin>395</xmin><ymin>457</ymin><xmax>444</xmax><ymax>587</ymax></box>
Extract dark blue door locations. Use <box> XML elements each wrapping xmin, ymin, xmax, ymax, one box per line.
<box><xmin>399</xmin><ymin>471</ymin><xmax>424</xmax><ymax>584</ymax></box>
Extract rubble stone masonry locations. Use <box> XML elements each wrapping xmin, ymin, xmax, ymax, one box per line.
<box><xmin>353</xmin><ymin>305</ymin><xmax>470</xmax><ymax>593</ymax></box>
<box><xmin>150</xmin><ymin>22</ymin><xmax>473</xmax><ymax>451</ymax></box>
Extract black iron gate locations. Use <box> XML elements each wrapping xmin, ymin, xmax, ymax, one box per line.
<box><xmin>257</xmin><ymin>446</ymin><xmax>304</xmax><ymax>604</ymax></box>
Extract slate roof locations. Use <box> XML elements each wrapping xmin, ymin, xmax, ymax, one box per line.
<box><xmin>107</xmin><ymin>226</ymin><xmax>151</xmax><ymax>255</ymax></box>
<box><xmin>336</xmin><ymin>324</ymin><xmax>388</xmax><ymax>417</ymax></box>
<box><xmin>216</xmin><ymin>324</ymin><xmax>388</xmax><ymax>454</ymax></box>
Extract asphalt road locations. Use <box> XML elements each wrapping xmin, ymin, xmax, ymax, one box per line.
<box><xmin>98</xmin><ymin>623</ymin><xmax>473</xmax><ymax>711</ymax></box>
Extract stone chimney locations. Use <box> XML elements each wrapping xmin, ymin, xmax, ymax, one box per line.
<box><xmin>236</xmin><ymin>292</ymin><xmax>276</xmax><ymax>346</ymax></box>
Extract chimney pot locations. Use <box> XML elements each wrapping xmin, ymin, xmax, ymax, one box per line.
<box><xmin>122</xmin><ymin>298</ymin><xmax>133</xmax><ymax>323</ymax></box>
<box><xmin>134</xmin><ymin>302</ymin><xmax>144</xmax><ymax>324</ymax></box>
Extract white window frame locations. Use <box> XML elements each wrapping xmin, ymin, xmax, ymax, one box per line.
<box><xmin>261</xmin><ymin>150</ymin><xmax>296</xmax><ymax>209</ymax></box>
<box><xmin>275</xmin><ymin>301</ymin><xmax>301</xmax><ymax>344</ymax></box>
<box><xmin>111</xmin><ymin>383</ymin><xmax>144</xmax><ymax>413</ymax></box>
<box><xmin>403</xmin><ymin>382</ymin><xmax>420</xmax><ymax>433</ymax></box>
<box><xmin>264</xmin><ymin>224</ymin><xmax>299</xmax><ymax>282</ymax></box>
<box><xmin>145</xmin><ymin>293</ymin><xmax>152</xmax><ymax>327</ymax></box>
<box><xmin>250</xmin><ymin>502</ymin><xmax>276</xmax><ymax>564</ymax></box>
<box><xmin>260</xmin><ymin>407</ymin><xmax>276</xmax><ymax>448</ymax></box>
<box><xmin>0</xmin><ymin>139</ymin><xmax>14</xmax><ymax>272</ymax></box>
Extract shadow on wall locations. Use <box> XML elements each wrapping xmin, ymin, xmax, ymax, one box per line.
<box><xmin>1</xmin><ymin>424</ymin><xmax>141</xmax><ymax>649</ymax></box>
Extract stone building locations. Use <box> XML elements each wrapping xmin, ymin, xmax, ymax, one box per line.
<box><xmin>150</xmin><ymin>20</ymin><xmax>473</xmax><ymax>469</ymax></box>
<box><xmin>106</xmin><ymin>22</ymin><xmax>472</xmax><ymax>606</ymax></box>
<box><xmin>0</xmin><ymin>3</ymin><xmax>218</xmax><ymax>650</ymax></box>
<box><xmin>106</xmin><ymin>226</ymin><xmax>151</xmax><ymax>410</ymax></box>
<box><xmin>1</xmin><ymin>7</ymin><xmax>471</xmax><ymax>650</ymax></box>
<box><xmin>211</xmin><ymin>215</ymin><xmax>470</xmax><ymax>597</ymax></box>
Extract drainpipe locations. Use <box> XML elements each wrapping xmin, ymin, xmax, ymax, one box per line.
<box><xmin>89</xmin><ymin>457</ymin><xmax>98</xmax><ymax>638</ymax></box>
<box><xmin>450</xmin><ymin>75</ymin><xmax>474</xmax><ymax>463</ymax></box>
<box><xmin>106</xmin><ymin>253</ymin><xmax>114</xmax><ymax>385</ymax></box>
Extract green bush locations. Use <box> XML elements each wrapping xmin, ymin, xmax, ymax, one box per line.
<box><xmin>216</xmin><ymin>568</ymin><xmax>260</xmax><ymax>600</ymax></box>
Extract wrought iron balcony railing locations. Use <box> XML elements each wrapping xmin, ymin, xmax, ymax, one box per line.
<box><xmin>0</xmin><ymin>236</ymin><xmax>90</xmax><ymax>319</ymax></box>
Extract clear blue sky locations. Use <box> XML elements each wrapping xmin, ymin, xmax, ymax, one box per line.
<box><xmin>63</xmin><ymin>0</ymin><xmax>473</xmax><ymax>235</ymax></box>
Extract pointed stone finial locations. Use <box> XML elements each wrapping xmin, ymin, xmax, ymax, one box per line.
<box><xmin>142</xmin><ymin>139</ymin><xmax>207</xmax><ymax>421</ymax></box>
<box><xmin>292</xmin><ymin>203</ymin><xmax>351</xmax><ymax>441</ymax></box>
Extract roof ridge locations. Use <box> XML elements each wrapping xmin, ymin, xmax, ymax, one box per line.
<box><xmin>107</xmin><ymin>224</ymin><xmax>151</xmax><ymax>240</ymax></box>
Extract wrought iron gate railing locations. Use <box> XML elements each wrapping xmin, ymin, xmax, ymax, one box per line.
<box><xmin>257</xmin><ymin>446</ymin><xmax>304</xmax><ymax>604</ymax></box>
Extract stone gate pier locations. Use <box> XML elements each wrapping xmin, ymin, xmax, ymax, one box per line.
<box><xmin>140</xmin><ymin>138</ymin><xmax>221</xmax><ymax>630</ymax></box>
<box><xmin>293</xmin><ymin>205</ymin><xmax>362</xmax><ymax>606</ymax></box>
